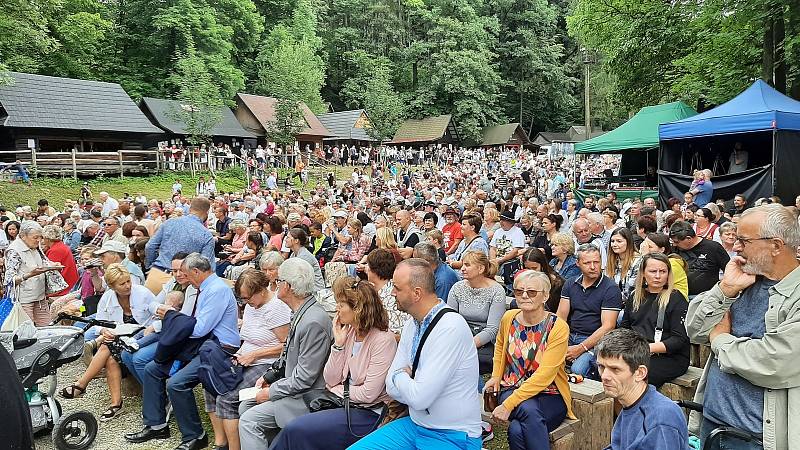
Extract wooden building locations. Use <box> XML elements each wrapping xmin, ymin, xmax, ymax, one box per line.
<box><xmin>317</xmin><ymin>109</ymin><xmax>377</xmax><ymax>146</ymax></box>
<box><xmin>388</xmin><ymin>114</ymin><xmax>461</xmax><ymax>147</ymax></box>
<box><xmin>0</xmin><ymin>72</ymin><xmax>163</xmax><ymax>175</ymax></box>
<box><xmin>233</xmin><ymin>93</ymin><xmax>332</xmax><ymax>152</ymax></box>
<box><xmin>474</xmin><ymin>123</ymin><xmax>531</xmax><ymax>149</ymax></box>
<box><xmin>140</xmin><ymin>97</ymin><xmax>257</xmax><ymax>149</ymax></box>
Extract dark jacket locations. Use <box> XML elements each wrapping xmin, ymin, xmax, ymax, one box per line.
<box><xmin>152</xmin><ymin>310</ymin><xmax>207</xmax><ymax>377</ymax></box>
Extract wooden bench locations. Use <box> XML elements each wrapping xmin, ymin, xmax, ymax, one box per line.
<box><xmin>569</xmin><ymin>379</ymin><xmax>613</xmax><ymax>450</ymax></box>
<box><xmin>690</xmin><ymin>343</ymin><xmax>712</xmax><ymax>368</ymax></box>
<box><xmin>659</xmin><ymin>366</ymin><xmax>704</xmax><ymax>403</ymax></box>
<box><xmin>549</xmin><ymin>418</ymin><xmax>579</xmax><ymax>450</ymax></box>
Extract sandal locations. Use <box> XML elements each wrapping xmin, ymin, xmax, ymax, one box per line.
<box><xmin>100</xmin><ymin>403</ymin><xmax>123</xmax><ymax>422</ymax></box>
<box><xmin>59</xmin><ymin>384</ymin><xmax>85</xmax><ymax>399</ymax></box>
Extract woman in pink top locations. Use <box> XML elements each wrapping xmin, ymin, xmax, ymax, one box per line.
<box><xmin>270</xmin><ymin>276</ymin><xmax>398</xmax><ymax>450</ymax></box>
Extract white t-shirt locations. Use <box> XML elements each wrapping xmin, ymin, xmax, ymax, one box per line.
<box><xmin>490</xmin><ymin>226</ymin><xmax>526</xmax><ymax>259</ymax></box>
<box><xmin>238</xmin><ymin>294</ymin><xmax>292</xmax><ymax>365</ymax></box>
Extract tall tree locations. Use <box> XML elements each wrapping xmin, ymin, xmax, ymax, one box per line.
<box><xmin>255</xmin><ymin>0</ymin><xmax>326</xmax><ymax>112</ymax></box>
<box><xmin>167</xmin><ymin>49</ymin><xmax>224</xmax><ymax>147</ymax></box>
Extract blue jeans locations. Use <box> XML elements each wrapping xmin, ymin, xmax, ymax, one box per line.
<box><xmin>143</xmin><ymin>356</ymin><xmax>203</xmax><ymax>441</ymax></box>
<box><xmin>568</xmin><ymin>333</ymin><xmax>597</xmax><ymax>379</ymax></box>
<box><xmin>699</xmin><ymin>418</ymin><xmax>763</xmax><ymax>450</ymax></box>
<box><xmin>121</xmin><ymin>333</ymin><xmax>160</xmax><ymax>385</ymax></box>
<box><xmin>499</xmin><ymin>390</ymin><xmax>567</xmax><ymax>450</ymax></box>
<box><xmin>347</xmin><ymin>416</ymin><xmax>481</xmax><ymax>450</ymax></box>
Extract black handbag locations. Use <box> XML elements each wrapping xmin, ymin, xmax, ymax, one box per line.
<box><xmin>467</xmin><ymin>321</ymin><xmax>496</xmax><ymax>375</ymax></box>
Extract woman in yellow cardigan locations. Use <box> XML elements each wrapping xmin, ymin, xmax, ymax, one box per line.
<box><xmin>483</xmin><ymin>270</ymin><xmax>576</xmax><ymax>450</ymax></box>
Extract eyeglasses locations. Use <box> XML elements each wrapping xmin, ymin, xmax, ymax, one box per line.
<box><xmin>735</xmin><ymin>236</ymin><xmax>778</xmax><ymax>246</ymax></box>
<box><xmin>513</xmin><ymin>288</ymin><xmax>544</xmax><ymax>298</ymax></box>
<box><xmin>276</xmin><ymin>279</ymin><xmax>288</xmax><ymax>286</ymax></box>
<box><xmin>103</xmin><ymin>223</ymin><xmax>116</xmax><ymax>227</ymax></box>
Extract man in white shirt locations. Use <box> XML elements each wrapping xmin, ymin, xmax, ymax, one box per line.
<box><xmin>350</xmin><ymin>258</ymin><xmax>482</xmax><ymax>450</ymax></box>
<box><xmin>98</xmin><ymin>192</ymin><xmax>119</xmax><ymax>217</ymax></box>
<box><xmin>490</xmin><ymin>210</ymin><xmax>526</xmax><ymax>289</ymax></box>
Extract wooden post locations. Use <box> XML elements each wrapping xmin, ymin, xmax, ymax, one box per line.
<box><xmin>118</xmin><ymin>151</ymin><xmax>124</xmax><ymax>179</ymax></box>
<box><xmin>30</xmin><ymin>147</ymin><xmax>37</xmax><ymax>168</ymax></box>
<box><xmin>71</xmin><ymin>148</ymin><xmax>77</xmax><ymax>180</ymax></box>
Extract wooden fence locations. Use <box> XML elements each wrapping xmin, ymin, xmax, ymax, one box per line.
<box><xmin>0</xmin><ymin>149</ymin><xmax>160</xmax><ymax>178</ymax></box>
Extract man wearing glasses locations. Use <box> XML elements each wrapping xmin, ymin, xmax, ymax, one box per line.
<box><xmin>100</xmin><ymin>216</ymin><xmax>128</xmax><ymax>245</ymax></box>
<box><xmin>669</xmin><ymin>221</ymin><xmax>730</xmax><ymax>299</ymax></box>
<box><xmin>686</xmin><ymin>204</ymin><xmax>800</xmax><ymax>449</ymax></box>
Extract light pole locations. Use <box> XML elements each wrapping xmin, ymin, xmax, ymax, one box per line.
<box><xmin>582</xmin><ymin>47</ymin><xmax>592</xmax><ymax>138</ymax></box>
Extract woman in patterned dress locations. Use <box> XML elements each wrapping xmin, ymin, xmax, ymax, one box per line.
<box><xmin>364</xmin><ymin>248</ymin><xmax>408</xmax><ymax>337</ymax></box>
<box><xmin>483</xmin><ymin>270</ymin><xmax>576</xmax><ymax>450</ymax></box>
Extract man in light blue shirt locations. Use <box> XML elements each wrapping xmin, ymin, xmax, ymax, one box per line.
<box><xmin>144</xmin><ymin>197</ymin><xmax>215</xmax><ymax>294</ymax></box>
<box><xmin>126</xmin><ymin>253</ymin><xmax>239</xmax><ymax>448</ymax></box>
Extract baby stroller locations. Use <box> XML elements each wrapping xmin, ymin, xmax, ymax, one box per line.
<box><xmin>0</xmin><ymin>313</ymin><xmax>139</xmax><ymax>450</ymax></box>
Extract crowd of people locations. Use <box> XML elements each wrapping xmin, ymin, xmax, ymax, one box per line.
<box><xmin>0</xmin><ymin>146</ymin><xmax>798</xmax><ymax>450</ymax></box>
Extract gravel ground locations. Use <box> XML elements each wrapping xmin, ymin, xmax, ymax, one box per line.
<box><xmin>35</xmin><ymin>360</ymin><xmax>206</xmax><ymax>450</ymax></box>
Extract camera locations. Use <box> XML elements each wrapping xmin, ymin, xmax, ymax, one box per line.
<box><xmin>261</xmin><ymin>359</ymin><xmax>285</xmax><ymax>384</ymax></box>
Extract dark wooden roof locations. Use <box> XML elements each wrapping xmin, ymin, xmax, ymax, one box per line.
<box><xmin>140</xmin><ymin>97</ymin><xmax>256</xmax><ymax>138</ymax></box>
<box><xmin>235</xmin><ymin>94</ymin><xmax>333</xmax><ymax>137</ymax></box>
<box><xmin>0</xmin><ymin>72</ymin><xmax>162</xmax><ymax>134</ymax></box>
<box><xmin>317</xmin><ymin>110</ymin><xmax>376</xmax><ymax>141</ymax></box>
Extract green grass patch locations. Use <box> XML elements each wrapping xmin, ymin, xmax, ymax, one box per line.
<box><xmin>0</xmin><ymin>168</ymin><xmax>249</xmax><ymax>208</ymax></box>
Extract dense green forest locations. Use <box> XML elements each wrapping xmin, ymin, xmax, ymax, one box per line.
<box><xmin>1</xmin><ymin>0</ymin><xmax>798</xmax><ymax>142</ymax></box>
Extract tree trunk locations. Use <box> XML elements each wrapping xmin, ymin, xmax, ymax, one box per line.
<box><xmin>774</xmin><ymin>7</ymin><xmax>786</xmax><ymax>93</ymax></box>
<box><xmin>412</xmin><ymin>61</ymin><xmax>418</xmax><ymax>91</ymax></box>
<box><xmin>763</xmin><ymin>12</ymin><xmax>775</xmax><ymax>85</ymax></box>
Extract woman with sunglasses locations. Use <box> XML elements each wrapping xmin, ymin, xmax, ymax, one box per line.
<box><xmin>270</xmin><ymin>276</ymin><xmax>397</xmax><ymax>449</ymax></box>
<box><xmin>204</xmin><ymin>268</ymin><xmax>291</xmax><ymax>450</ymax></box>
<box><xmin>619</xmin><ymin>253</ymin><xmax>689</xmax><ymax>387</ymax></box>
<box><xmin>484</xmin><ymin>271</ymin><xmax>576</xmax><ymax>450</ymax></box>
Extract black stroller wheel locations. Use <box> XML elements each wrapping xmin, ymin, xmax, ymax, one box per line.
<box><xmin>51</xmin><ymin>410</ymin><xmax>97</xmax><ymax>450</ymax></box>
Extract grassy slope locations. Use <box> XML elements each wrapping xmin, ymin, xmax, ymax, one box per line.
<box><xmin>0</xmin><ymin>164</ymin><xmax>347</xmax><ymax>208</ymax></box>
<box><xmin>0</xmin><ymin>169</ymin><xmax>250</xmax><ymax>208</ymax></box>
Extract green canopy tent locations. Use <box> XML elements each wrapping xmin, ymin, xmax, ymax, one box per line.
<box><xmin>573</xmin><ymin>101</ymin><xmax>697</xmax><ymax>202</ymax></box>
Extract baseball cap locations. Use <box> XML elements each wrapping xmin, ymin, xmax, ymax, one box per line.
<box><xmin>332</xmin><ymin>211</ymin><xmax>348</xmax><ymax>219</ymax></box>
<box><xmin>93</xmin><ymin>240</ymin><xmax>129</xmax><ymax>255</ymax></box>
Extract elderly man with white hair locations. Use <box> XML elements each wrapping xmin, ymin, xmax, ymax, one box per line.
<box><xmin>687</xmin><ymin>204</ymin><xmax>800</xmax><ymax>449</ymax></box>
<box><xmin>98</xmin><ymin>191</ymin><xmax>119</xmax><ymax>217</ymax></box>
<box><xmin>238</xmin><ymin>257</ymin><xmax>333</xmax><ymax>449</ymax></box>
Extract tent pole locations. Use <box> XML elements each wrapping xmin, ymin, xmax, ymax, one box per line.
<box><xmin>772</xmin><ymin>130</ymin><xmax>777</xmax><ymax>196</ymax></box>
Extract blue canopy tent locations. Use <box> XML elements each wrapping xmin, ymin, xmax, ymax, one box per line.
<box><xmin>658</xmin><ymin>80</ymin><xmax>800</xmax><ymax>206</ymax></box>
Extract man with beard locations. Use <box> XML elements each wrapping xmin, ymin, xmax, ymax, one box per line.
<box><xmin>686</xmin><ymin>204</ymin><xmax>800</xmax><ymax>450</ymax></box>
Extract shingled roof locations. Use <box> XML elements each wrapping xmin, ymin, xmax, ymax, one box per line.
<box><xmin>140</xmin><ymin>97</ymin><xmax>256</xmax><ymax>138</ymax></box>
<box><xmin>389</xmin><ymin>115</ymin><xmax>455</xmax><ymax>144</ymax></box>
<box><xmin>317</xmin><ymin>109</ymin><xmax>376</xmax><ymax>141</ymax></box>
<box><xmin>477</xmin><ymin>123</ymin><xmax>531</xmax><ymax>147</ymax></box>
<box><xmin>0</xmin><ymin>72</ymin><xmax>162</xmax><ymax>134</ymax></box>
<box><xmin>235</xmin><ymin>94</ymin><xmax>332</xmax><ymax>137</ymax></box>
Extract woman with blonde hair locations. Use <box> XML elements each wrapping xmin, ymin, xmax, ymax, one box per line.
<box><xmin>482</xmin><ymin>207</ymin><xmax>501</xmax><ymax>241</ymax></box>
<box><xmin>619</xmin><ymin>252</ymin><xmax>689</xmax><ymax>387</ymax></box>
<box><xmin>59</xmin><ymin>263</ymin><xmax>153</xmax><ymax>421</ymax></box>
<box><xmin>447</xmin><ymin>250</ymin><xmax>507</xmax><ymax>382</ymax></box>
<box><xmin>548</xmin><ymin>232</ymin><xmax>580</xmax><ymax>280</ymax></box>
<box><xmin>270</xmin><ymin>277</ymin><xmax>397</xmax><ymax>449</ymax></box>
<box><xmin>358</xmin><ymin>227</ymin><xmax>401</xmax><ymax>269</ymax></box>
